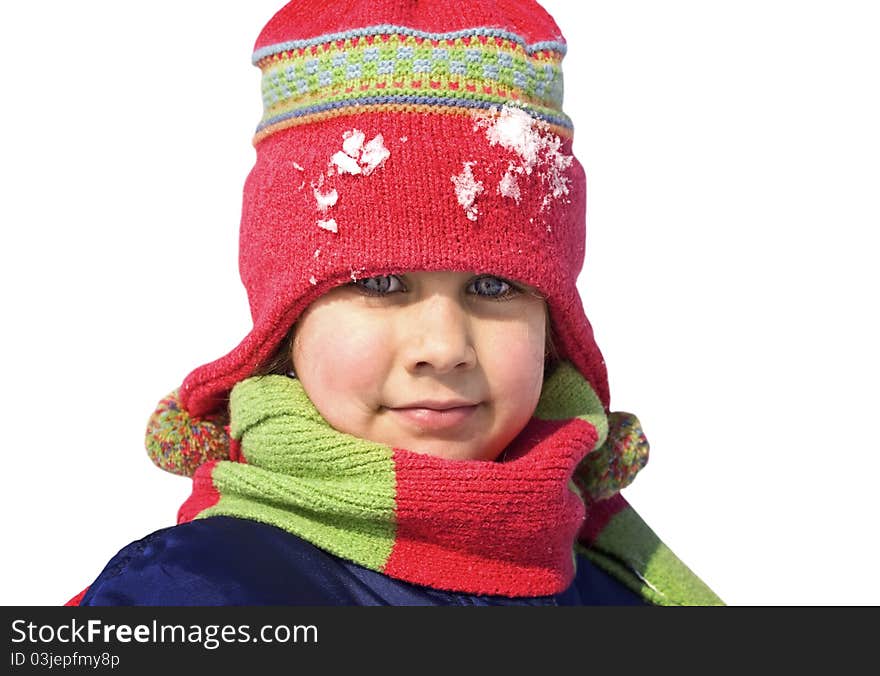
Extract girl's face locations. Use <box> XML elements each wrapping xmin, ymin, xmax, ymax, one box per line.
<box><xmin>291</xmin><ymin>270</ymin><xmax>548</xmax><ymax>461</ymax></box>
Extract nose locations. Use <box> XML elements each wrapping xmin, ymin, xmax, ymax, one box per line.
<box><xmin>402</xmin><ymin>294</ymin><xmax>477</xmax><ymax>375</ymax></box>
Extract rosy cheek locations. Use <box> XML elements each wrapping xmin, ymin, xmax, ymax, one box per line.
<box><xmin>296</xmin><ymin>310</ymin><xmax>391</xmax><ymax>406</ymax></box>
<box><xmin>501</xmin><ymin>341</ymin><xmax>544</xmax><ymax>389</ymax></box>
<box><xmin>481</xmin><ymin>321</ymin><xmax>546</xmax><ymax>408</ymax></box>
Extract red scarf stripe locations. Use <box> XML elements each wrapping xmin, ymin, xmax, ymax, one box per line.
<box><xmin>577</xmin><ymin>493</ymin><xmax>630</xmax><ymax>545</ymax></box>
<box><xmin>65</xmin><ymin>588</ymin><xmax>88</xmax><ymax>606</ymax></box>
<box><xmin>384</xmin><ymin>417</ymin><xmax>598</xmax><ymax>596</ymax></box>
<box><xmin>177</xmin><ymin>460</ymin><xmax>222</xmax><ymax>524</ymax></box>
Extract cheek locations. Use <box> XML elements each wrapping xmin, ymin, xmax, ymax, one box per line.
<box><xmin>294</xmin><ymin>308</ymin><xmax>391</xmax><ymax>402</ymax></box>
<box><xmin>480</xmin><ymin>312</ymin><xmax>546</xmax><ymax>409</ymax></box>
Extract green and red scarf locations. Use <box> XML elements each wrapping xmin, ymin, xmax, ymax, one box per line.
<box><xmin>177</xmin><ymin>362</ymin><xmax>723</xmax><ymax>605</ymax></box>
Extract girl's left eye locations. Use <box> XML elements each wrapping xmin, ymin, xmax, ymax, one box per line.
<box><xmin>354</xmin><ymin>275</ymin><xmax>405</xmax><ymax>295</ymax></box>
<box><xmin>468</xmin><ymin>276</ymin><xmax>518</xmax><ymax>299</ymax></box>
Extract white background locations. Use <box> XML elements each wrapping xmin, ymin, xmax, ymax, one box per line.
<box><xmin>1</xmin><ymin>1</ymin><xmax>877</xmax><ymax>606</ymax></box>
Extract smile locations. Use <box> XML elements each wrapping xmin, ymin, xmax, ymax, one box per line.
<box><xmin>389</xmin><ymin>404</ymin><xmax>480</xmax><ymax>431</ymax></box>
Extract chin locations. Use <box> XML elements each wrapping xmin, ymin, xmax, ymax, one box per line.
<box><xmin>410</xmin><ymin>442</ymin><xmax>500</xmax><ymax>462</ymax></box>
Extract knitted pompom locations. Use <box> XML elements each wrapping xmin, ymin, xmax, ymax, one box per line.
<box><xmin>574</xmin><ymin>412</ymin><xmax>649</xmax><ymax>502</ymax></box>
<box><xmin>145</xmin><ymin>389</ymin><xmax>230</xmax><ymax>477</ymax></box>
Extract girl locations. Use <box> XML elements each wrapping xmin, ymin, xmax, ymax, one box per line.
<box><xmin>67</xmin><ymin>0</ymin><xmax>721</xmax><ymax>606</ymax></box>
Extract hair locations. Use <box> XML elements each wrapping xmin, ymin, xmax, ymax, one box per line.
<box><xmin>251</xmin><ymin>307</ymin><xmax>561</xmax><ymax>378</ymax></box>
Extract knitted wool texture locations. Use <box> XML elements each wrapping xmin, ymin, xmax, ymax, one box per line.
<box><xmin>71</xmin><ymin>1</ymin><xmax>727</xmax><ymax>607</ymax></box>
<box><xmin>168</xmin><ymin>362</ymin><xmax>721</xmax><ymax>604</ymax></box>
<box><xmin>179</xmin><ymin>363</ymin><xmax>633</xmax><ymax>596</ymax></box>
<box><xmin>159</xmin><ymin>0</ymin><xmax>609</xmax><ymax>463</ymax></box>
<box><xmin>72</xmin><ymin>362</ymin><xmax>725</xmax><ymax>605</ymax></box>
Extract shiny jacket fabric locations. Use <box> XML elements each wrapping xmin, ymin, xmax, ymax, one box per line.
<box><xmin>77</xmin><ymin>516</ymin><xmax>647</xmax><ymax>606</ymax></box>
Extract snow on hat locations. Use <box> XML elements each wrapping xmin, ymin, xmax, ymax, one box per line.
<box><xmin>146</xmin><ymin>0</ymin><xmax>610</xmax><ymax>476</ymax></box>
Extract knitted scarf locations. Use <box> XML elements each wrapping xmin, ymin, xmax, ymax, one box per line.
<box><xmin>176</xmin><ymin>362</ymin><xmax>723</xmax><ymax>604</ymax></box>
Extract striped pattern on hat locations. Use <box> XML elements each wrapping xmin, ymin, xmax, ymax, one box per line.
<box><xmin>253</xmin><ymin>25</ymin><xmax>570</xmax><ymax>144</ymax></box>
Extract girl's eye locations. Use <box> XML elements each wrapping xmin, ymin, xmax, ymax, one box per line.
<box><xmin>469</xmin><ymin>275</ymin><xmax>518</xmax><ymax>299</ymax></box>
<box><xmin>354</xmin><ymin>274</ymin><xmax>405</xmax><ymax>295</ymax></box>
<box><xmin>352</xmin><ymin>274</ymin><xmax>519</xmax><ymax>299</ymax></box>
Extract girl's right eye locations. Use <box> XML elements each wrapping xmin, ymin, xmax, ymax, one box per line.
<box><xmin>353</xmin><ymin>274</ymin><xmax>406</xmax><ymax>295</ymax></box>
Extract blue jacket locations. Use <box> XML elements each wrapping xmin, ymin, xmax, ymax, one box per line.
<box><xmin>79</xmin><ymin>516</ymin><xmax>647</xmax><ymax>606</ymax></box>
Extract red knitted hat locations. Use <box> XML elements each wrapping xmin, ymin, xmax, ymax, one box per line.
<box><xmin>147</xmin><ymin>0</ymin><xmax>610</xmax><ymax>476</ymax></box>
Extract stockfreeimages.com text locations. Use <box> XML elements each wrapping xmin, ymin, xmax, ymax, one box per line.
<box><xmin>11</xmin><ymin>619</ymin><xmax>317</xmax><ymax>650</ymax></box>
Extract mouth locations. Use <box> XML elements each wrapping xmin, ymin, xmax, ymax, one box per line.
<box><xmin>388</xmin><ymin>403</ymin><xmax>481</xmax><ymax>432</ymax></box>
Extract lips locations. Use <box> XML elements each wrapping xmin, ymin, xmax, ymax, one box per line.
<box><xmin>389</xmin><ymin>402</ymin><xmax>480</xmax><ymax>431</ymax></box>
<box><xmin>396</xmin><ymin>399</ymin><xmax>478</xmax><ymax>410</ymax></box>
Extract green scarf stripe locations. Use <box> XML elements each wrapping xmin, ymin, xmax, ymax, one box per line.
<box><xmin>533</xmin><ymin>362</ymin><xmax>609</xmax><ymax>450</ymax></box>
<box><xmin>202</xmin><ymin>467</ymin><xmax>395</xmax><ymax>570</ymax></box>
<box><xmin>577</xmin><ymin>506</ymin><xmax>724</xmax><ymax>606</ymax></box>
<box><xmin>199</xmin><ymin>375</ymin><xmax>397</xmax><ymax>570</ymax></box>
